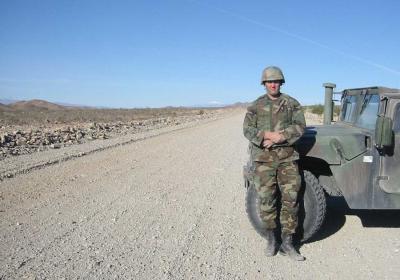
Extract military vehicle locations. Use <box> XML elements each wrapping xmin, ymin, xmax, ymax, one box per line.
<box><xmin>244</xmin><ymin>83</ymin><xmax>400</xmax><ymax>242</ymax></box>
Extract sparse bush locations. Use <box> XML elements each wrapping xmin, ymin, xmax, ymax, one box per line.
<box><xmin>310</xmin><ymin>104</ymin><xmax>324</xmax><ymax>115</ymax></box>
<box><xmin>334</xmin><ymin>105</ymin><xmax>340</xmax><ymax>116</ymax></box>
<box><xmin>0</xmin><ymin>106</ymin><xmax>221</xmax><ymax>126</ymax></box>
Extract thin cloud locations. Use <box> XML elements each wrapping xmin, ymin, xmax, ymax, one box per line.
<box><xmin>185</xmin><ymin>0</ymin><xmax>400</xmax><ymax>76</ymax></box>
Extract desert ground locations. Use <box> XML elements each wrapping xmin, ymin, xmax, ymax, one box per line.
<box><xmin>1</xmin><ymin>104</ymin><xmax>398</xmax><ymax>279</ymax></box>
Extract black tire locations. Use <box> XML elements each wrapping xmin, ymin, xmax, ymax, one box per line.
<box><xmin>245</xmin><ymin>170</ymin><xmax>326</xmax><ymax>242</ymax></box>
<box><xmin>299</xmin><ymin>170</ymin><xmax>327</xmax><ymax>241</ymax></box>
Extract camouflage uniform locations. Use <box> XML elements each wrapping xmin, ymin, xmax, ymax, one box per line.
<box><xmin>243</xmin><ymin>93</ymin><xmax>306</xmax><ymax>234</ymax></box>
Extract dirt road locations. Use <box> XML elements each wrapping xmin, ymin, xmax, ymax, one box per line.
<box><xmin>1</xmin><ymin>111</ymin><xmax>399</xmax><ymax>279</ymax></box>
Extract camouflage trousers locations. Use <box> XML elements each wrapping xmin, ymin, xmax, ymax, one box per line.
<box><xmin>254</xmin><ymin>160</ymin><xmax>301</xmax><ymax>234</ymax></box>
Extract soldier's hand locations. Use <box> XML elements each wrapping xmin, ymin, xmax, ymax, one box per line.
<box><xmin>263</xmin><ymin>131</ymin><xmax>284</xmax><ymax>144</ymax></box>
<box><xmin>263</xmin><ymin>139</ymin><xmax>274</xmax><ymax>148</ymax></box>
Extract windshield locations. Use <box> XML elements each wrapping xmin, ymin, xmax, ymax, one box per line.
<box><xmin>340</xmin><ymin>95</ymin><xmax>357</xmax><ymax>122</ymax></box>
<box><xmin>355</xmin><ymin>94</ymin><xmax>380</xmax><ymax>129</ymax></box>
<box><xmin>340</xmin><ymin>94</ymin><xmax>380</xmax><ymax>129</ymax></box>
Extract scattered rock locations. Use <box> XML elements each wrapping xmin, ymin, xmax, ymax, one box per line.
<box><xmin>50</xmin><ymin>143</ymin><xmax>62</xmax><ymax>149</ymax></box>
<box><xmin>0</xmin><ymin>112</ymin><xmax>221</xmax><ymax>160</ymax></box>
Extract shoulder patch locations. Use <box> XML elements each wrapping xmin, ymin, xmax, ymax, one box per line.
<box><xmin>255</xmin><ymin>94</ymin><xmax>266</xmax><ymax>101</ymax></box>
<box><xmin>280</xmin><ymin>93</ymin><xmax>301</xmax><ymax>107</ymax></box>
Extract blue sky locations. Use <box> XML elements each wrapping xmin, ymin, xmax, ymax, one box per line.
<box><xmin>1</xmin><ymin>0</ymin><xmax>399</xmax><ymax>108</ymax></box>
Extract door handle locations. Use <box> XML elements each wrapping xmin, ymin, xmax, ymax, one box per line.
<box><xmin>365</xmin><ymin>135</ymin><xmax>371</xmax><ymax>149</ymax></box>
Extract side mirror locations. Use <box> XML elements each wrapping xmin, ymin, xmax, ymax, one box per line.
<box><xmin>375</xmin><ymin>116</ymin><xmax>393</xmax><ymax>148</ymax></box>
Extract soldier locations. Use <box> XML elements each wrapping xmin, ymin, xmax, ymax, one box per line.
<box><xmin>243</xmin><ymin>66</ymin><xmax>306</xmax><ymax>261</ymax></box>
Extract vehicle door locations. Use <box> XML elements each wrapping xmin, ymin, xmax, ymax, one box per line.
<box><xmin>377</xmin><ymin>98</ymin><xmax>400</xmax><ymax>195</ymax></box>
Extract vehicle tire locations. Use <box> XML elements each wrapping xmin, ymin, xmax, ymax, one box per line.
<box><xmin>298</xmin><ymin>170</ymin><xmax>326</xmax><ymax>241</ymax></box>
<box><xmin>245</xmin><ymin>170</ymin><xmax>326</xmax><ymax>242</ymax></box>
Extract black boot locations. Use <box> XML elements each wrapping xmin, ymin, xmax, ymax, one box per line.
<box><xmin>279</xmin><ymin>234</ymin><xmax>305</xmax><ymax>261</ymax></box>
<box><xmin>264</xmin><ymin>230</ymin><xmax>277</xmax><ymax>257</ymax></box>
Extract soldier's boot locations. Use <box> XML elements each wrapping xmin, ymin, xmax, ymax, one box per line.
<box><xmin>279</xmin><ymin>234</ymin><xmax>305</xmax><ymax>261</ymax></box>
<box><xmin>264</xmin><ymin>230</ymin><xmax>277</xmax><ymax>257</ymax></box>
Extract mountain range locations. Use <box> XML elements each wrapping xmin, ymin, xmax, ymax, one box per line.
<box><xmin>0</xmin><ymin>99</ymin><xmax>247</xmax><ymax>111</ymax></box>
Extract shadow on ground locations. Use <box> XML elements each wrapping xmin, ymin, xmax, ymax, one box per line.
<box><xmin>305</xmin><ymin>196</ymin><xmax>400</xmax><ymax>244</ymax></box>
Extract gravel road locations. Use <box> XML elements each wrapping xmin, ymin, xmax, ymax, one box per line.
<box><xmin>1</xmin><ymin>111</ymin><xmax>399</xmax><ymax>279</ymax></box>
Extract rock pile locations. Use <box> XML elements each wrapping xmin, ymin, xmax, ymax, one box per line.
<box><xmin>0</xmin><ymin>114</ymin><xmax>215</xmax><ymax>160</ymax></box>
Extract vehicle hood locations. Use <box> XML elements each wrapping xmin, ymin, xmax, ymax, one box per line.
<box><xmin>296</xmin><ymin>124</ymin><xmax>369</xmax><ymax>164</ymax></box>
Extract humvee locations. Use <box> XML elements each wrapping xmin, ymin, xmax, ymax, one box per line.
<box><xmin>244</xmin><ymin>83</ymin><xmax>400</xmax><ymax>241</ymax></box>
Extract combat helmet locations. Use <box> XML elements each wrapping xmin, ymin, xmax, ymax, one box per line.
<box><xmin>260</xmin><ymin>66</ymin><xmax>285</xmax><ymax>85</ymax></box>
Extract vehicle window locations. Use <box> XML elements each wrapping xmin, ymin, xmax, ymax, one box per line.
<box><xmin>355</xmin><ymin>94</ymin><xmax>380</xmax><ymax>129</ymax></box>
<box><xmin>393</xmin><ymin>104</ymin><xmax>400</xmax><ymax>133</ymax></box>
<box><xmin>340</xmin><ymin>95</ymin><xmax>357</xmax><ymax>122</ymax></box>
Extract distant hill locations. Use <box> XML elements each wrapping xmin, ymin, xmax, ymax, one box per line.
<box><xmin>1</xmin><ymin>99</ymin><xmax>119</xmax><ymax>109</ymax></box>
<box><xmin>8</xmin><ymin>99</ymin><xmax>67</xmax><ymax>111</ymax></box>
<box><xmin>0</xmin><ymin>98</ymin><xmax>250</xmax><ymax>110</ymax></box>
<box><xmin>0</xmin><ymin>102</ymin><xmax>14</xmax><ymax>111</ymax></box>
<box><xmin>228</xmin><ymin>102</ymin><xmax>250</xmax><ymax>108</ymax></box>
<box><xmin>0</xmin><ymin>99</ymin><xmax>18</xmax><ymax>105</ymax></box>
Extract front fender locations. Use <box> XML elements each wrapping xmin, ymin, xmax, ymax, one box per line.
<box><xmin>296</xmin><ymin>125</ymin><xmax>368</xmax><ymax>164</ymax></box>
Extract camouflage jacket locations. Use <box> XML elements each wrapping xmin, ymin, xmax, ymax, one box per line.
<box><xmin>243</xmin><ymin>93</ymin><xmax>306</xmax><ymax>162</ymax></box>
